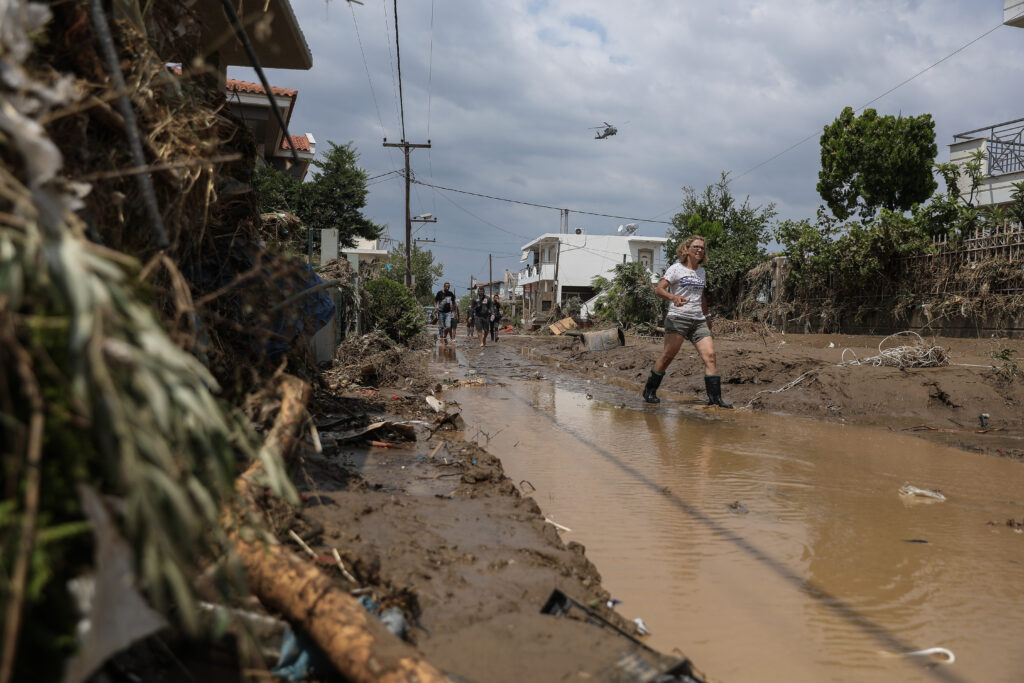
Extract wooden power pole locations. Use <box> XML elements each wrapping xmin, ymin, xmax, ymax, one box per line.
<box><xmin>489</xmin><ymin>254</ymin><xmax>493</xmax><ymax>297</ymax></box>
<box><xmin>383</xmin><ymin>138</ymin><xmax>431</xmax><ymax>288</ymax></box>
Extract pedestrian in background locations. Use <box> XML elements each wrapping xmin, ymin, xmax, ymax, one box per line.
<box><xmin>434</xmin><ymin>282</ymin><xmax>458</xmax><ymax>345</ymax></box>
<box><xmin>642</xmin><ymin>234</ymin><xmax>732</xmax><ymax>407</ymax></box>
<box><xmin>471</xmin><ymin>286</ymin><xmax>492</xmax><ymax>348</ymax></box>
<box><xmin>490</xmin><ymin>294</ymin><xmax>503</xmax><ymax>342</ymax></box>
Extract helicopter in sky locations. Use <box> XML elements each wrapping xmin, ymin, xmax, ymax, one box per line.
<box><xmin>590</xmin><ymin>121</ymin><xmax>628</xmax><ymax>139</ymax></box>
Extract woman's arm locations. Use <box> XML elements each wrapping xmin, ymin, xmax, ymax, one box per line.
<box><xmin>655</xmin><ymin>279</ymin><xmax>687</xmax><ymax>307</ymax></box>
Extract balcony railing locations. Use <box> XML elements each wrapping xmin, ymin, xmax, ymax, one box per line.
<box><xmin>954</xmin><ymin>117</ymin><xmax>1024</xmax><ymax>176</ymax></box>
<box><xmin>518</xmin><ymin>263</ymin><xmax>555</xmax><ymax>284</ymax></box>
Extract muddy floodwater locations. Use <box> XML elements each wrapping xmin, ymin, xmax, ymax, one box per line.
<box><xmin>433</xmin><ymin>343</ymin><xmax>1024</xmax><ymax>682</ymax></box>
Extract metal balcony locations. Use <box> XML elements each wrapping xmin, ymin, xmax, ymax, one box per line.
<box><xmin>954</xmin><ymin>117</ymin><xmax>1024</xmax><ymax>176</ymax></box>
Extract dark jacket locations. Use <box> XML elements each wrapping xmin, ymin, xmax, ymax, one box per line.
<box><xmin>471</xmin><ymin>295</ymin><xmax>491</xmax><ymax>318</ymax></box>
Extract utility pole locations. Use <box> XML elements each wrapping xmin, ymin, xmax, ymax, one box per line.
<box><xmin>383</xmin><ymin>137</ymin><xmax>431</xmax><ymax>288</ymax></box>
<box><xmin>489</xmin><ymin>254</ymin><xmax>493</xmax><ymax>297</ymax></box>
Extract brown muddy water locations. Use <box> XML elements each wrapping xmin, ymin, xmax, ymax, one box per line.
<box><xmin>432</xmin><ymin>343</ymin><xmax>1024</xmax><ymax>683</ymax></box>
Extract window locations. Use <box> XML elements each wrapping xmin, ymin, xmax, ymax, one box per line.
<box><xmin>638</xmin><ymin>249</ymin><xmax>653</xmax><ymax>270</ymax></box>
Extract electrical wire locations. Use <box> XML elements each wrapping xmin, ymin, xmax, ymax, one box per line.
<box><xmin>411</xmin><ymin>178</ymin><xmax>674</xmax><ymax>225</ymax></box>
<box><xmin>349</xmin><ymin>1</ymin><xmax>396</xmax><ymax>169</ymax></box>
<box><xmin>381</xmin><ymin>0</ymin><xmax>403</xmax><ymax>138</ymax></box>
<box><xmin>432</xmin><ymin>186</ymin><xmax>536</xmax><ymax>239</ymax></box>
<box><xmin>392</xmin><ymin>0</ymin><xmax>406</xmax><ymax>141</ymax></box>
<box><xmin>426</xmin><ymin>0</ymin><xmax>438</xmax><ymax>218</ymax></box>
<box><xmin>729</xmin><ymin>11</ymin><xmax>1021</xmax><ymax>184</ymax></box>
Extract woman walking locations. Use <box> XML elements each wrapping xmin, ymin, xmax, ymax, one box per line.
<box><xmin>642</xmin><ymin>235</ymin><xmax>732</xmax><ymax>408</ymax></box>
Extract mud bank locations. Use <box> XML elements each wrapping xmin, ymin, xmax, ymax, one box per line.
<box><xmin>277</xmin><ymin>360</ymin><xmax>703</xmax><ymax>682</ymax></box>
<box><xmin>499</xmin><ymin>331</ymin><xmax>1024</xmax><ymax>462</ymax></box>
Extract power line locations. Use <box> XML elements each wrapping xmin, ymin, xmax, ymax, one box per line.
<box><xmin>410</xmin><ymin>178</ymin><xmax>674</xmax><ymax>225</ymax></box>
<box><xmin>432</xmin><ymin>186</ymin><xmax>536</xmax><ymax>239</ymax></box>
<box><xmin>426</xmin><ymin>0</ymin><xmax>438</xmax><ymax>218</ymax></box>
<box><xmin>729</xmin><ymin>12</ymin><xmax>1019</xmax><ymax>184</ymax></box>
<box><xmin>392</xmin><ymin>0</ymin><xmax>407</xmax><ymax>141</ymax></box>
<box><xmin>381</xmin><ymin>0</ymin><xmax>402</xmax><ymax>137</ymax></box>
<box><xmin>349</xmin><ymin>2</ymin><xmax>388</xmax><ymax>142</ymax></box>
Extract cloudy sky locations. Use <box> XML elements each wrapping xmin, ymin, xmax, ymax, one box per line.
<box><xmin>233</xmin><ymin>0</ymin><xmax>1024</xmax><ymax>292</ymax></box>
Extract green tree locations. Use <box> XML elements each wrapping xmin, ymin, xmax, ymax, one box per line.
<box><xmin>364</xmin><ymin>278</ymin><xmax>424</xmax><ymax>344</ymax></box>
<box><xmin>665</xmin><ymin>173</ymin><xmax>774</xmax><ymax>315</ymax></box>
<box><xmin>251</xmin><ymin>141</ymin><xmax>382</xmax><ymax>254</ymax></box>
<box><xmin>817</xmin><ymin>107</ymin><xmax>938</xmax><ymax>221</ymax></box>
<box><xmin>591</xmin><ymin>261</ymin><xmax>665</xmax><ymax>327</ymax></box>
<box><xmin>252</xmin><ymin>164</ymin><xmax>302</xmax><ymax>215</ymax></box>
<box><xmin>382</xmin><ymin>243</ymin><xmax>444</xmax><ymax>304</ymax></box>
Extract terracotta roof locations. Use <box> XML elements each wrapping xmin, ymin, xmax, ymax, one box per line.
<box><xmin>281</xmin><ymin>135</ymin><xmax>311</xmax><ymax>152</ymax></box>
<box><xmin>168</xmin><ymin>67</ymin><xmax>298</xmax><ymax>98</ymax></box>
<box><xmin>226</xmin><ymin>76</ymin><xmax>297</xmax><ymax>98</ymax></box>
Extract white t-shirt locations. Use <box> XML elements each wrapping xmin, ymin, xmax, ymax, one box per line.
<box><xmin>663</xmin><ymin>262</ymin><xmax>706</xmax><ymax>319</ymax></box>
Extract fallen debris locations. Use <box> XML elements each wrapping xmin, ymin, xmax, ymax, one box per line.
<box><xmin>898</xmin><ymin>483</ymin><xmax>946</xmax><ymax>502</ymax></box>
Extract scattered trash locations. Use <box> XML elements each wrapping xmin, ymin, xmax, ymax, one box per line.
<box><xmin>425</xmin><ymin>396</ymin><xmax>445</xmax><ymax>413</ymax></box>
<box><xmin>827</xmin><ymin>342</ymin><xmax>835</xmax><ymax>348</ymax></box>
<box><xmin>288</xmin><ymin>529</ymin><xmax>318</xmax><ymax>558</ymax></box>
<box><xmin>727</xmin><ymin>501</ymin><xmax>749</xmax><ymax>515</ymax></box>
<box><xmin>838</xmin><ymin>331</ymin><xmax>947</xmax><ymax>369</ymax></box>
<box><xmin>898</xmin><ymin>483</ymin><xmax>946</xmax><ymax>501</ymax></box>
<box><xmin>903</xmin><ymin>423</ymin><xmax>1004</xmax><ymax>435</ymax></box>
<box><xmin>902</xmin><ymin>647</ymin><xmax>955</xmax><ymax>664</ymax></box>
<box><xmin>429</xmin><ymin>442</ymin><xmax>445</xmax><ymax>460</ymax></box>
<box><xmin>979</xmin><ymin>412</ymin><xmax>990</xmax><ymax>428</ymax></box>
<box><xmin>357</xmin><ymin>595</ymin><xmax>410</xmax><ymax>641</ymax></box>
<box><xmin>549</xmin><ymin>317</ymin><xmax>578</xmax><ymax>335</ymax></box>
<box><xmin>633</xmin><ymin>618</ymin><xmax>651</xmax><ymax>636</ymax></box>
<box><xmin>64</xmin><ymin>486</ymin><xmax>168</xmax><ymax>683</ymax></box>
<box><xmin>540</xmin><ymin>590</ymin><xmax>705</xmax><ymax>681</ymax></box>
<box><xmin>582</xmin><ymin>326</ymin><xmax>626</xmax><ymax>351</ymax></box>
<box><xmin>370</xmin><ymin>440</ymin><xmax>393</xmax><ymax>448</ymax></box>
<box><xmin>271</xmin><ymin>627</ymin><xmax>331</xmax><ymax>681</ymax></box>
<box><xmin>902</xmin><ymin>539</ymin><xmax>929</xmax><ymax>544</ymax></box>
<box><xmin>544</xmin><ymin>518</ymin><xmax>572</xmax><ymax>533</ymax></box>
<box><xmin>332</xmin><ymin>548</ymin><xmax>358</xmax><ymax>583</ymax></box>
<box><xmin>379</xmin><ymin>607</ymin><xmax>410</xmax><ymax>640</ymax></box>
<box><xmin>519</xmin><ymin>479</ymin><xmax>536</xmax><ymax>493</ymax></box>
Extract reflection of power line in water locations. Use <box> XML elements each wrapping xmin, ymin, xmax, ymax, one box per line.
<box><xmin>463</xmin><ymin>364</ymin><xmax>967</xmax><ymax>683</ymax></box>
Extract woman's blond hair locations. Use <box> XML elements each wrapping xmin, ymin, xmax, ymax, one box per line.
<box><xmin>675</xmin><ymin>234</ymin><xmax>707</xmax><ymax>265</ymax></box>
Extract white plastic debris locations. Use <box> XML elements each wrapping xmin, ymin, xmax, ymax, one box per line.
<box><xmin>898</xmin><ymin>483</ymin><xmax>946</xmax><ymax>501</ymax></box>
<box><xmin>633</xmin><ymin>617</ymin><xmax>651</xmax><ymax>636</ymax></box>
<box><xmin>903</xmin><ymin>647</ymin><xmax>955</xmax><ymax>664</ymax></box>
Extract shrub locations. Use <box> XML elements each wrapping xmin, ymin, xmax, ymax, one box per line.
<box><xmin>364</xmin><ymin>278</ymin><xmax>424</xmax><ymax>344</ymax></box>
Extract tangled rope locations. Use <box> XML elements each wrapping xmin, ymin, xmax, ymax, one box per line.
<box><xmin>741</xmin><ymin>331</ymin><xmax>954</xmax><ymax>410</ymax></box>
<box><xmin>836</xmin><ymin>331</ymin><xmax>949</xmax><ymax>369</ymax></box>
<box><xmin>741</xmin><ymin>370</ymin><xmax>817</xmax><ymax>409</ymax></box>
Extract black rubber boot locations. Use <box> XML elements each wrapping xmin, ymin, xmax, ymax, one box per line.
<box><xmin>704</xmin><ymin>374</ymin><xmax>733</xmax><ymax>408</ymax></box>
<box><xmin>643</xmin><ymin>370</ymin><xmax>664</xmax><ymax>403</ymax></box>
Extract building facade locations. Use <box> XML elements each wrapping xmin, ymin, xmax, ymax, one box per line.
<box><xmin>517</xmin><ymin>230</ymin><xmax>668</xmax><ymax>326</ymax></box>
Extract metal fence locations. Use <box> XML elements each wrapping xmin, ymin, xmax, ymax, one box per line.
<box><xmin>895</xmin><ymin>223</ymin><xmax>1024</xmax><ymax>295</ymax></box>
<box><xmin>954</xmin><ymin>117</ymin><xmax>1024</xmax><ymax>176</ymax></box>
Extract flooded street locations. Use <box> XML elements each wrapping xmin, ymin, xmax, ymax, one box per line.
<box><xmin>432</xmin><ymin>341</ymin><xmax>1024</xmax><ymax>682</ymax></box>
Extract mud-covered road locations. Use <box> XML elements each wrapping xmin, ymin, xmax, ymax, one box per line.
<box><xmin>286</xmin><ymin>329</ymin><xmax>1023</xmax><ymax>683</ymax></box>
<box><xmin>434</xmin><ymin>332</ymin><xmax>1024</xmax><ymax>682</ymax></box>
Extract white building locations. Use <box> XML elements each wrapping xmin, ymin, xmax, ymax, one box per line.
<box><xmin>948</xmin><ymin>2</ymin><xmax>1024</xmax><ymax>208</ymax></box>
<box><xmin>517</xmin><ymin>229</ymin><xmax>668</xmax><ymax>326</ymax></box>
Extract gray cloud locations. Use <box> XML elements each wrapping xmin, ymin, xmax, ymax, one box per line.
<box><xmin>237</xmin><ymin>0</ymin><xmax>1024</xmax><ymax>290</ymax></box>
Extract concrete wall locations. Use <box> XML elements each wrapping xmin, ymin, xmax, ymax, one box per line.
<box><xmin>949</xmin><ymin>138</ymin><xmax>1024</xmax><ymax>207</ymax></box>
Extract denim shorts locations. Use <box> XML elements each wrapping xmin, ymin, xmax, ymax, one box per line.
<box><xmin>664</xmin><ymin>315</ymin><xmax>711</xmax><ymax>343</ymax></box>
<box><xmin>438</xmin><ymin>311</ymin><xmax>452</xmax><ymax>330</ymax></box>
